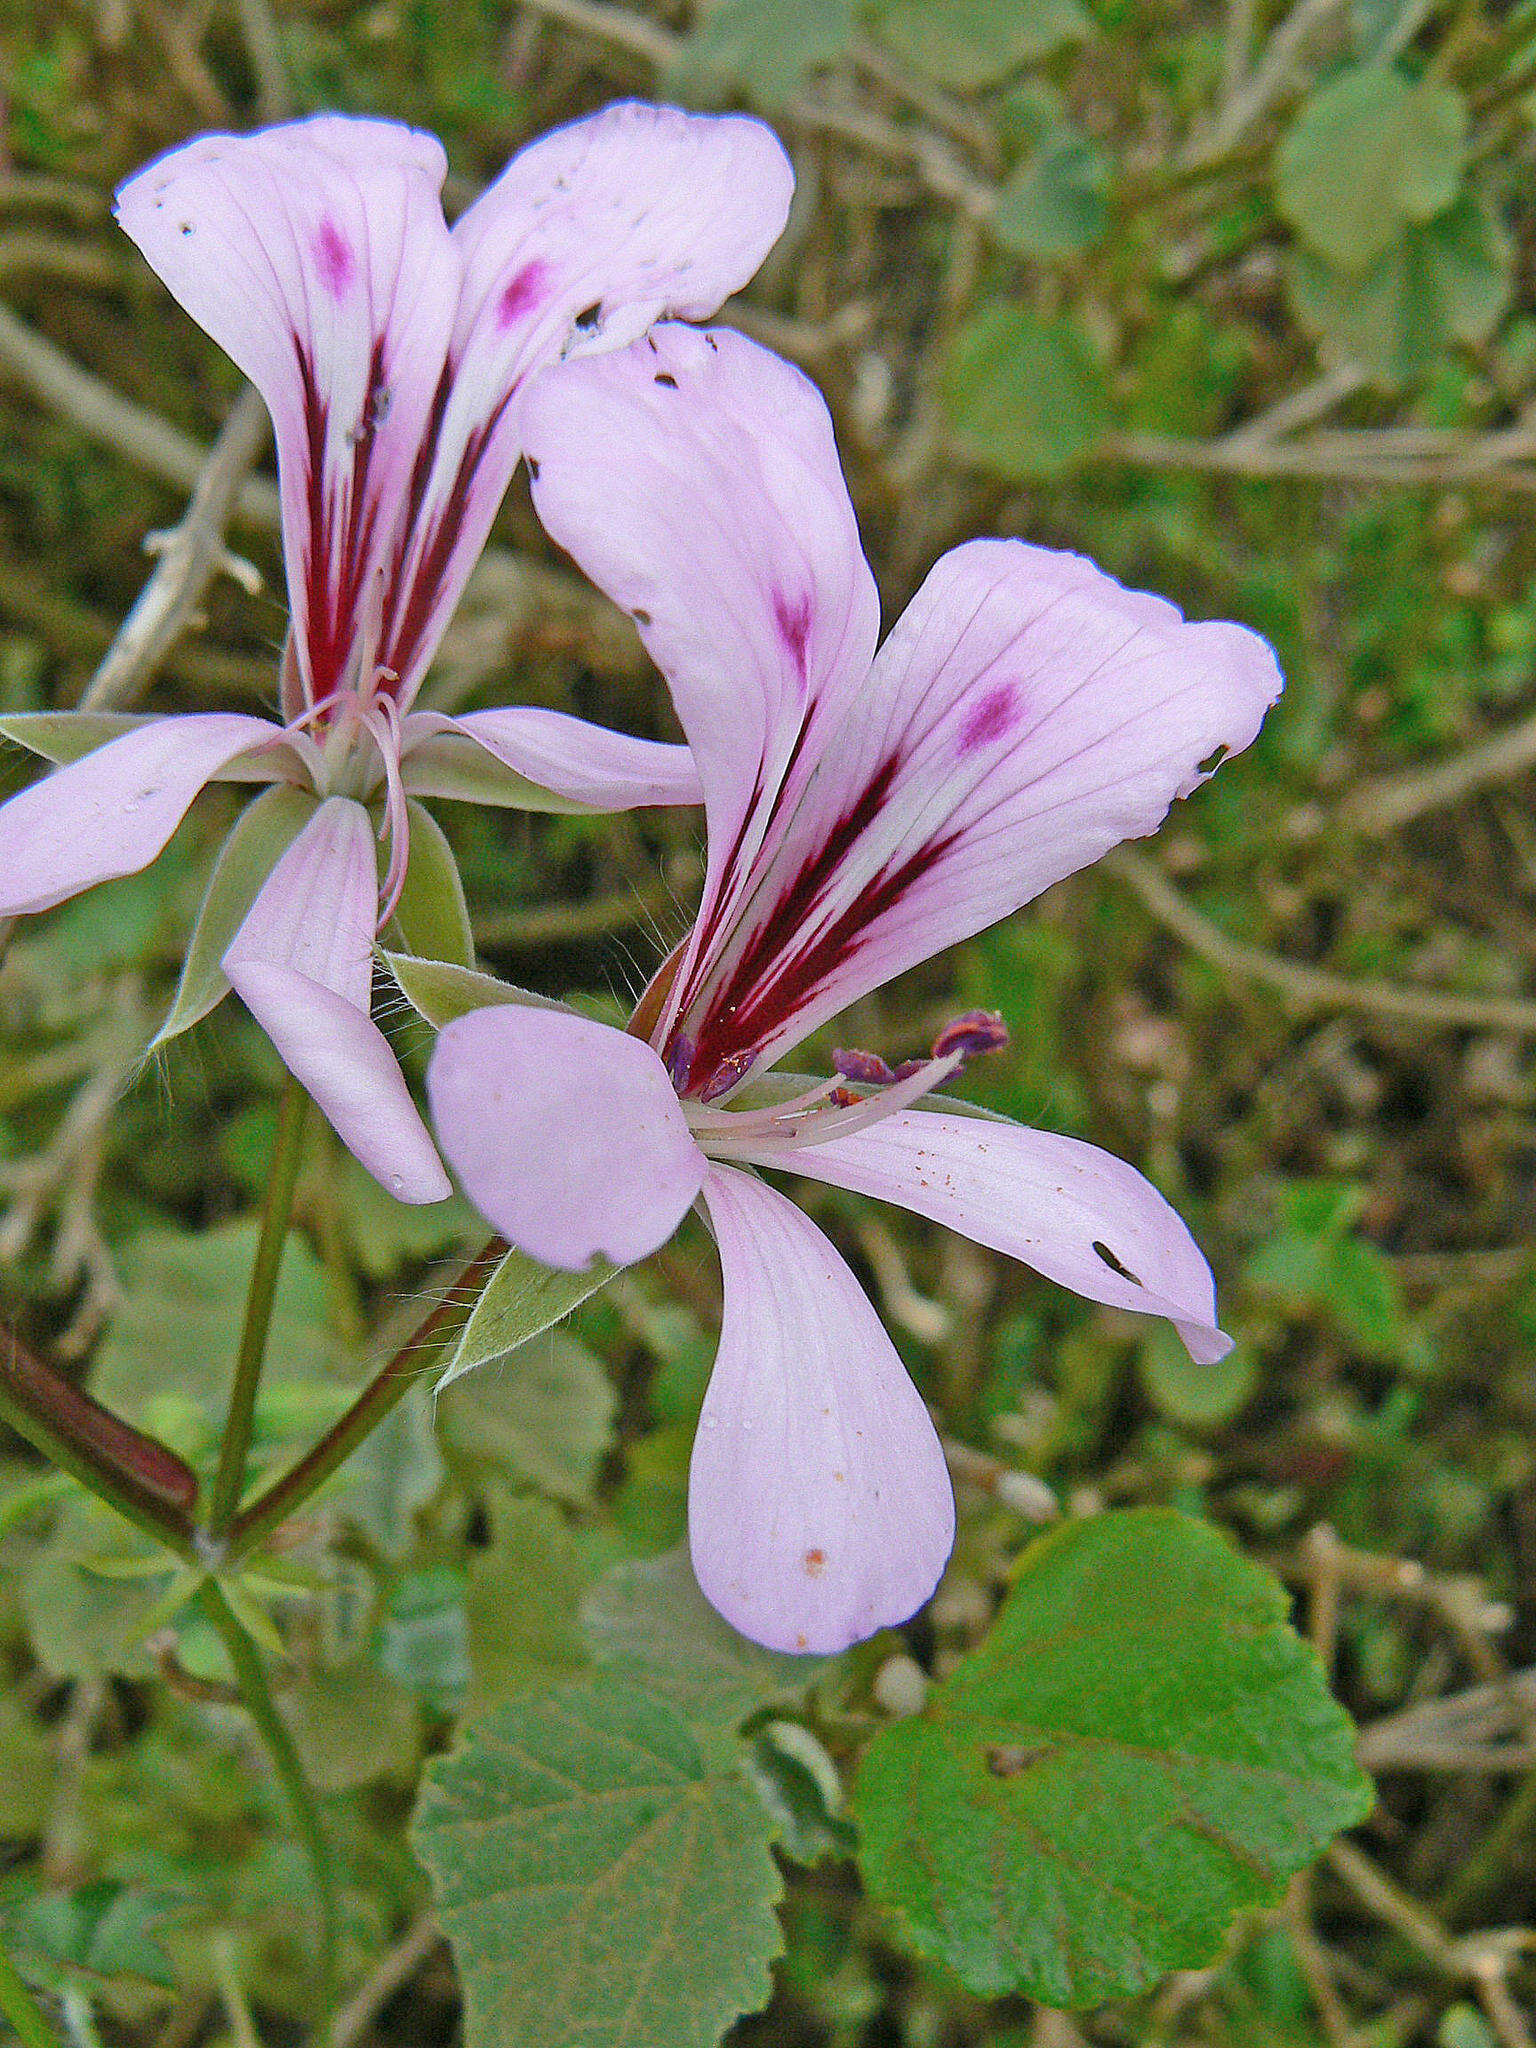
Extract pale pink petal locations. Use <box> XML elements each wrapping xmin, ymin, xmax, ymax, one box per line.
<box><xmin>223</xmin><ymin>796</ymin><xmax>449</xmax><ymax>1203</ymax></box>
<box><xmin>670</xmin><ymin>534</ymin><xmax>1282</xmax><ymax>1092</ymax></box>
<box><xmin>379</xmin><ymin>106</ymin><xmax>795</xmax><ymax>705</ymax></box>
<box><xmin>427</xmin><ymin>1005</ymin><xmax>704</xmax><ymax>1270</ymax></box>
<box><xmin>402</xmin><ymin>707</ymin><xmax>701</xmax><ymax>811</ymax></box>
<box><xmin>749</xmin><ymin>1109</ymin><xmax>1229</xmax><ymax>1363</ymax></box>
<box><xmin>229</xmin><ymin>965</ymin><xmax>451</xmax><ymax>1202</ymax></box>
<box><xmin>692</xmin><ymin>1165</ymin><xmax>954</xmax><ymax>1654</ymax></box>
<box><xmin>0</xmin><ymin>712</ymin><xmax>282</xmax><ymax>916</ymax></box>
<box><xmin>116</xmin><ymin>118</ymin><xmax>461</xmax><ymax>709</ymax></box>
<box><xmin>523</xmin><ymin>324</ymin><xmax>880</xmax><ymax>941</ymax></box>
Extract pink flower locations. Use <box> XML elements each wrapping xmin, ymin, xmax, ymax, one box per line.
<box><xmin>0</xmin><ymin>106</ymin><xmax>792</xmax><ymax>1200</ymax></box>
<box><xmin>425</xmin><ymin>325</ymin><xmax>1284</xmax><ymax>1652</ymax></box>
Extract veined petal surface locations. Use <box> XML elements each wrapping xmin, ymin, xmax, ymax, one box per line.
<box><xmin>745</xmin><ymin>1109</ymin><xmax>1229</xmax><ymax>1364</ymax></box>
<box><xmin>0</xmin><ymin>712</ymin><xmax>282</xmax><ymax>916</ymax></box>
<box><xmin>524</xmin><ymin>324</ymin><xmax>880</xmax><ymax>927</ymax></box>
<box><xmin>117</xmin><ymin>117</ymin><xmax>461</xmax><ymax>711</ymax></box>
<box><xmin>527</xmin><ymin>327</ymin><xmax>1280</xmax><ymax>1097</ymax></box>
<box><xmin>427</xmin><ymin>1005</ymin><xmax>704</xmax><ymax>1271</ymax></box>
<box><xmin>692</xmin><ymin>1165</ymin><xmax>954</xmax><ymax>1655</ymax></box>
<box><xmin>379</xmin><ymin>104</ymin><xmax>796</xmax><ymax>707</ymax></box>
<box><xmin>223</xmin><ymin>795</ymin><xmax>449</xmax><ymax>1202</ymax></box>
<box><xmin>403</xmin><ymin>707</ymin><xmax>701</xmax><ymax>812</ymax></box>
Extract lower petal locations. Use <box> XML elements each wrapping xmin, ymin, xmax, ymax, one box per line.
<box><xmin>427</xmin><ymin>1005</ymin><xmax>704</xmax><ymax>1271</ymax></box>
<box><xmin>403</xmin><ymin>708</ymin><xmax>701</xmax><ymax>812</ymax></box>
<box><xmin>0</xmin><ymin>713</ymin><xmax>281</xmax><ymax>916</ymax></box>
<box><xmin>692</xmin><ymin>1165</ymin><xmax>954</xmax><ymax>1655</ymax></box>
<box><xmin>763</xmin><ymin>1109</ymin><xmax>1229</xmax><ymax>1363</ymax></box>
<box><xmin>228</xmin><ymin>962</ymin><xmax>450</xmax><ymax>1203</ymax></box>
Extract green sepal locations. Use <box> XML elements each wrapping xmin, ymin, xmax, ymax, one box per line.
<box><xmin>0</xmin><ymin>711</ymin><xmax>156</xmax><ymax>764</ymax></box>
<box><xmin>436</xmin><ymin>1243</ymin><xmax>617</xmax><ymax>1392</ymax></box>
<box><xmin>379</xmin><ymin>949</ymin><xmax>571</xmax><ymax>1030</ymax></box>
<box><xmin>404</xmin><ymin>730</ymin><xmax>600</xmax><ymax>814</ymax></box>
<box><xmin>387</xmin><ymin>799</ymin><xmax>475</xmax><ymax>969</ymax></box>
<box><xmin>150</xmin><ymin>784</ymin><xmax>320</xmax><ymax>1049</ymax></box>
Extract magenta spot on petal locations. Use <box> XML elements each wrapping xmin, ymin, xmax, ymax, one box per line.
<box><xmin>773</xmin><ymin>589</ymin><xmax>813</xmax><ymax>682</ymax></box>
<box><xmin>315</xmin><ymin>218</ymin><xmax>355</xmax><ymax>297</ymax></box>
<box><xmin>957</xmin><ymin>681</ymin><xmax>1018</xmax><ymax>755</ymax></box>
<box><xmin>496</xmin><ymin>259</ymin><xmax>548</xmax><ymax>329</ymax></box>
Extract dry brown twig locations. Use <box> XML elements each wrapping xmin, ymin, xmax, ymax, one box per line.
<box><xmin>1108</xmin><ymin>846</ymin><xmax>1536</xmax><ymax>1039</ymax></box>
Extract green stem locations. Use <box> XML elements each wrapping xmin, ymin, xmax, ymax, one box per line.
<box><xmin>209</xmin><ymin>1074</ymin><xmax>310</xmax><ymax>1539</ymax></box>
<box><xmin>197</xmin><ymin>1578</ymin><xmax>338</xmax><ymax>2035</ymax></box>
<box><xmin>0</xmin><ymin>1331</ymin><xmax>198</xmax><ymax>1565</ymax></box>
<box><xmin>0</xmin><ymin>1944</ymin><xmax>63</xmax><ymax>2048</ymax></box>
<box><xmin>226</xmin><ymin>1236</ymin><xmax>505</xmax><ymax>1565</ymax></box>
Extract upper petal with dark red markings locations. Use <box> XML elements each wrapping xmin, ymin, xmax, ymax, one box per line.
<box><xmin>116</xmin><ymin>117</ymin><xmax>461</xmax><ymax>711</ymax></box>
<box><xmin>666</xmin><ymin>535</ymin><xmax>1282</xmax><ymax>1091</ymax></box>
<box><xmin>375</xmin><ymin>105</ymin><xmax>796</xmax><ymax>709</ymax></box>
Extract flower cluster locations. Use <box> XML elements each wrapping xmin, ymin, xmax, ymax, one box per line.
<box><xmin>0</xmin><ymin>107</ymin><xmax>1281</xmax><ymax>1653</ymax></box>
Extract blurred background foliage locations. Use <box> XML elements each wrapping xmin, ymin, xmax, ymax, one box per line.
<box><xmin>2</xmin><ymin>0</ymin><xmax>1536</xmax><ymax>2041</ymax></box>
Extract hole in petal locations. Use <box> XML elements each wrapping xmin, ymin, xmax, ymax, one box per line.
<box><xmin>654</xmin><ymin>371</ymin><xmax>679</xmax><ymax>388</ymax></box>
<box><xmin>573</xmin><ymin>300</ymin><xmax>603</xmax><ymax>332</ymax></box>
<box><xmin>1092</xmin><ymin>1239</ymin><xmax>1144</xmax><ymax>1287</ymax></box>
<box><xmin>1197</xmin><ymin>743</ymin><xmax>1231</xmax><ymax>775</ymax></box>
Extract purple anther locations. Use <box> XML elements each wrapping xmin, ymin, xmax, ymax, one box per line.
<box><xmin>832</xmin><ymin>1047</ymin><xmax>896</xmax><ymax>1085</ymax></box>
<box><xmin>699</xmin><ymin>1047</ymin><xmax>756</xmax><ymax>1102</ymax></box>
<box><xmin>829</xmin><ymin>1086</ymin><xmax>862</xmax><ymax>1108</ymax></box>
<box><xmin>892</xmin><ymin>1058</ymin><xmax>925</xmax><ymax>1082</ymax></box>
<box><xmin>665</xmin><ymin>1034</ymin><xmax>695</xmax><ymax>1093</ymax></box>
<box><xmin>931</xmin><ymin>1009</ymin><xmax>1009</xmax><ymax>1063</ymax></box>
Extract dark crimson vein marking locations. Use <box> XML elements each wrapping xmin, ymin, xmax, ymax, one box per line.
<box><xmin>773</xmin><ymin>588</ymin><xmax>812</xmax><ymax>681</ymax></box>
<box><xmin>672</xmin><ymin>753</ymin><xmax>961</xmax><ymax>1098</ymax></box>
<box><xmin>295</xmin><ymin>337</ymin><xmax>390</xmax><ymax>709</ymax></box>
<box><xmin>380</xmin><ymin>381</ymin><xmax>517</xmax><ymax>690</ymax></box>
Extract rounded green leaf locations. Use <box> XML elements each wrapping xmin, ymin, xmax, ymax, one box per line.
<box><xmin>1276</xmin><ymin>69</ymin><xmax>1467</xmax><ymax>273</ymax></box>
<box><xmin>991</xmin><ymin>128</ymin><xmax>1111</xmax><ymax>257</ymax></box>
<box><xmin>853</xmin><ymin>1509</ymin><xmax>1374</xmax><ymax>2006</ymax></box>
<box><xmin>943</xmin><ymin>306</ymin><xmax>1112</xmax><ymax>478</ymax></box>
<box><xmin>669</xmin><ymin>0</ymin><xmax>859</xmax><ymax>106</ymax></box>
<box><xmin>872</xmin><ymin>0</ymin><xmax>1092</xmax><ymax>89</ymax></box>
<box><xmin>412</xmin><ymin>1675</ymin><xmax>784</xmax><ymax>2048</ymax></box>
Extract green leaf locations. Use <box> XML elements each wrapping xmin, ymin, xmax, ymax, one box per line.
<box><xmin>387</xmin><ymin>798</ymin><xmax>475</xmax><ymax>969</ymax></box>
<box><xmin>1138</xmin><ymin>1324</ymin><xmax>1258</xmax><ymax>1428</ymax></box>
<box><xmin>853</xmin><ymin>1508</ymin><xmax>1373</xmax><ymax>2006</ymax></box>
<box><xmin>582</xmin><ymin>1545</ymin><xmax>833</xmax><ymax>1728</ymax></box>
<box><xmin>872</xmin><ymin>0</ymin><xmax>1091</xmax><ymax>89</ymax></box>
<box><xmin>341</xmin><ymin>1379</ymin><xmax>445</xmax><ymax>1556</ymax></box>
<box><xmin>1276</xmin><ymin>68</ymin><xmax>1467</xmax><ymax>273</ymax></box>
<box><xmin>14</xmin><ymin>1879</ymin><xmax>178</xmax><ymax>1992</ymax></box>
<box><xmin>439</xmin><ymin>1326</ymin><xmax>617</xmax><ymax>1503</ymax></box>
<box><xmin>464</xmin><ymin>1492</ymin><xmax>590</xmax><ymax>1713</ymax></box>
<box><xmin>991</xmin><ymin>127</ymin><xmax>1110</xmax><ymax>257</ymax></box>
<box><xmin>380</xmin><ymin>949</ymin><xmax>570</xmax><ymax>1029</ymax></box>
<box><xmin>151</xmin><ymin>784</ymin><xmax>319</xmax><ymax>1048</ymax></box>
<box><xmin>91</xmin><ymin>1223</ymin><xmax>351</xmax><ymax>1444</ymax></box>
<box><xmin>669</xmin><ymin>0</ymin><xmax>859</xmax><ymax>105</ymax></box>
<box><xmin>0</xmin><ymin>710</ymin><xmax>155</xmax><ymax>763</ymax></box>
<box><xmin>435</xmin><ymin>1242</ymin><xmax>616</xmax><ymax>1393</ymax></box>
<box><xmin>284</xmin><ymin>1657</ymin><xmax>421</xmax><ymax>1790</ymax></box>
<box><xmin>412</xmin><ymin>1675</ymin><xmax>784</xmax><ymax>2048</ymax></box>
<box><xmin>943</xmin><ymin>306</ymin><xmax>1112</xmax><ymax>478</ymax></box>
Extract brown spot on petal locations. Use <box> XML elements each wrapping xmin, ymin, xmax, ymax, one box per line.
<box><xmin>803</xmin><ymin>1548</ymin><xmax>827</xmax><ymax>1577</ymax></box>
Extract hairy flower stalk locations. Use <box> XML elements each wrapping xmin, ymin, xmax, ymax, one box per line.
<box><xmin>0</xmin><ymin>105</ymin><xmax>792</xmax><ymax>1198</ymax></box>
<box><xmin>425</xmin><ymin>324</ymin><xmax>1285</xmax><ymax>1654</ymax></box>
